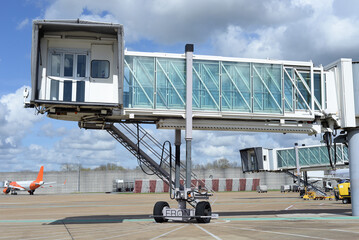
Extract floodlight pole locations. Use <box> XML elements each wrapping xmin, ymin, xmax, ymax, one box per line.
<box><xmin>76</xmin><ymin>156</ymin><xmax>81</xmax><ymax>193</ymax></box>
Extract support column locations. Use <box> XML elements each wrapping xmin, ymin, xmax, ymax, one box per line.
<box><xmin>294</xmin><ymin>143</ymin><xmax>301</xmax><ymax>185</ymax></box>
<box><xmin>185</xmin><ymin>44</ymin><xmax>193</xmax><ymax>190</ymax></box>
<box><xmin>348</xmin><ymin>128</ymin><xmax>359</xmax><ymax>216</ymax></box>
<box><xmin>175</xmin><ymin>129</ymin><xmax>181</xmax><ymax>190</ymax></box>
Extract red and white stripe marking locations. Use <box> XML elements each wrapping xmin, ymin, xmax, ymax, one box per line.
<box><xmin>134</xmin><ymin>178</ymin><xmax>260</xmax><ymax>193</ymax></box>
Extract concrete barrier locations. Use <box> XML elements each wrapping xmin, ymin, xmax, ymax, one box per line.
<box><xmin>134</xmin><ymin>178</ymin><xmax>260</xmax><ymax>193</ymax></box>
<box><xmin>0</xmin><ymin>168</ymin><xmax>290</xmax><ymax>194</ymax></box>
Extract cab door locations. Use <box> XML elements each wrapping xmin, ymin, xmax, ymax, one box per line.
<box><xmin>88</xmin><ymin>44</ymin><xmax>115</xmax><ymax>103</ymax></box>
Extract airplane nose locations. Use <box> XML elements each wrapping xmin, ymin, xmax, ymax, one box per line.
<box><xmin>3</xmin><ymin>188</ymin><xmax>10</xmax><ymax>194</ymax></box>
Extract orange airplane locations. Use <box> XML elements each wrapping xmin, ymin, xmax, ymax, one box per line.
<box><xmin>2</xmin><ymin>166</ymin><xmax>54</xmax><ymax>195</ymax></box>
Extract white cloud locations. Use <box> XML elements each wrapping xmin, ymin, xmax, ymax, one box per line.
<box><xmin>212</xmin><ymin>25</ymin><xmax>286</xmax><ymax>59</ymax></box>
<box><xmin>17</xmin><ymin>18</ymin><xmax>29</xmax><ymax>30</ymax></box>
<box><xmin>40</xmin><ymin>123</ymin><xmax>67</xmax><ymax>138</ymax></box>
<box><xmin>0</xmin><ymin>87</ymin><xmax>43</xmax><ymax>150</ymax></box>
<box><xmin>55</xmin><ymin>129</ymin><xmax>116</xmax><ymax>151</ymax></box>
<box><xmin>43</xmin><ymin>0</ymin><xmax>310</xmax><ymax>43</ymax></box>
<box><xmin>41</xmin><ymin>0</ymin><xmax>359</xmax><ymax>64</ymax></box>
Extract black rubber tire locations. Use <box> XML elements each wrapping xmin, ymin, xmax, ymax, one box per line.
<box><xmin>343</xmin><ymin>198</ymin><xmax>348</xmax><ymax>204</ymax></box>
<box><xmin>153</xmin><ymin>201</ymin><xmax>169</xmax><ymax>223</ymax></box>
<box><xmin>195</xmin><ymin>201</ymin><xmax>212</xmax><ymax>223</ymax></box>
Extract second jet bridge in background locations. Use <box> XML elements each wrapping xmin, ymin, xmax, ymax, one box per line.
<box><xmin>240</xmin><ymin>144</ymin><xmax>349</xmax><ymax>172</ymax></box>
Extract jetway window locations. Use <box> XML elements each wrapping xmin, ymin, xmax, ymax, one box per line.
<box><xmin>51</xmin><ymin>54</ymin><xmax>61</xmax><ymax>77</ymax></box>
<box><xmin>296</xmin><ymin>72</ymin><xmax>311</xmax><ymax>110</ymax></box>
<box><xmin>64</xmin><ymin>54</ymin><xmax>74</xmax><ymax>77</ymax></box>
<box><xmin>284</xmin><ymin>68</ymin><xmax>294</xmax><ymax>112</ymax></box>
<box><xmin>77</xmin><ymin>55</ymin><xmax>86</xmax><ymax>77</ymax></box>
<box><xmin>91</xmin><ymin>60</ymin><xmax>110</xmax><ymax>78</ymax></box>
<box><xmin>49</xmin><ymin>50</ymin><xmax>89</xmax><ymax>79</ymax></box>
<box><xmin>50</xmin><ymin>80</ymin><xmax>59</xmax><ymax>100</ymax></box>
<box><xmin>314</xmin><ymin>73</ymin><xmax>321</xmax><ymax>110</ymax></box>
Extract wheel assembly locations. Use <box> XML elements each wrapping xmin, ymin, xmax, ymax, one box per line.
<box><xmin>153</xmin><ymin>201</ymin><xmax>169</xmax><ymax>223</ymax></box>
<box><xmin>195</xmin><ymin>201</ymin><xmax>212</xmax><ymax>223</ymax></box>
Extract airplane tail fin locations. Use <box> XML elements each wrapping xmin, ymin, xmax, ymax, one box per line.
<box><xmin>35</xmin><ymin>166</ymin><xmax>44</xmax><ymax>183</ymax></box>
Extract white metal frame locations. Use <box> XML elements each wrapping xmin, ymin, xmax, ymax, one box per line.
<box><xmin>46</xmin><ymin>48</ymin><xmax>91</xmax><ymax>102</ymax></box>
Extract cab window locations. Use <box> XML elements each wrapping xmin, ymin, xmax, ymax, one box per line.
<box><xmin>91</xmin><ymin>60</ymin><xmax>110</xmax><ymax>78</ymax></box>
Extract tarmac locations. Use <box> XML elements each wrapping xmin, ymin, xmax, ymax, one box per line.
<box><xmin>0</xmin><ymin>191</ymin><xmax>357</xmax><ymax>240</ymax></box>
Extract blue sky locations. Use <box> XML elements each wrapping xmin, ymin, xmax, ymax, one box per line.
<box><xmin>1</xmin><ymin>0</ymin><xmax>359</xmax><ymax>172</ymax></box>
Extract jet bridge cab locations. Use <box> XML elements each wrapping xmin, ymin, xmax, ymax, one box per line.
<box><xmin>30</xmin><ymin>20</ymin><xmax>124</xmax><ymax>121</ymax></box>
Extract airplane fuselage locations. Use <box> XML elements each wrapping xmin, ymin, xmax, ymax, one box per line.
<box><xmin>2</xmin><ymin>166</ymin><xmax>45</xmax><ymax>195</ymax></box>
<box><xmin>7</xmin><ymin>180</ymin><xmax>43</xmax><ymax>192</ymax></box>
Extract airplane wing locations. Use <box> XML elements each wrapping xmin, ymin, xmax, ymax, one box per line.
<box><xmin>40</xmin><ymin>182</ymin><xmax>56</xmax><ymax>188</ymax></box>
<box><xmin>8</xmin><ymin>185</ymin><xmax>25</xmax><ymax>191</ymax></box>
<box><xmin>40</xmin><ymin>180</ymin><xmax>66</xmax><ymax>188</ymax></box>
<box><xmin>43</xmin><ymin>182</ymin><xmax>56</xmax><ymax>185</ymax></box>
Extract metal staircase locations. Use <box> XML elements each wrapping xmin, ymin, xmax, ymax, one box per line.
<box><xmin>81</xmin><ymin>122</ymin><xmax>212</xmax><ymax>194</ymax></box>
<box><xmin>285</xmin><ymin>171</ymin><xmax>327</xmax><ymax>196</ymax></box>
<box><xmin>82</xmin><ymin>122</ymin><xmax>172</xmax><ymax>185</ymax></box>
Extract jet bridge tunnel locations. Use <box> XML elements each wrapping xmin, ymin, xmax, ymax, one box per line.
<box><xmin>26</xmin><ymin>20</ymin><xmax>359</xmax><ymax>216</ymax></box>
<box><xmin>240</xmin><ymin>144</ymin><xmax>349</xmax><ymax>172</ymax></box>
<box><xmin>30</xmin><ymin>20</ymin><xmax>334</xmax><ymax>134</ymax></box>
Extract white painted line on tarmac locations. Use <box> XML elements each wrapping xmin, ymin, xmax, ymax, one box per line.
<box><xmin>0</xmin><ymin>231</ymin><xmax>69</xmax><ymax>240</ymax></box>
<box><xmin>285</xmin><ymin>205</ymin><xmax>294</xmax><ymax>210</ymax></box>
<box><xmin>195</xmin><ymin>224</ymin><xmax>222</xmax><ymax>240</ymax></box>
<box><xmin>150</xmin><ymin>225</ymin><xmax>187</xmax><ymax>240</ymax></box>
<box><xmin>330</xmin><ymin>228</ymin><xmax>359</xmax><ymax>234</ymax></box>
<box><xmin>220</xmin><ymin>225</ymin><xmax>334</xmax><ymax>240</ymax></box>
<box><xmin>213</xmin><ymin>219</ymin><xmax>231</xmax><ymax>224</ymax></box>
<box><xmin>95</xmin><ymin>223</ymin><xmax>182</xmax><ymax>240</ymax></box>
<box><xmin>254</xmin><ymin>225</ymin><xmax>359</xmax><ymax>235</ymax></box>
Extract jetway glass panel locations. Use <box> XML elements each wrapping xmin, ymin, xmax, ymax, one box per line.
<box><xmin>277</xmin><ymin>145</ymin><xmax>348</xmax><ymax>169</ymax></box>
<box><xmin>124</xmin><ymin>56</ymin><xmax>155</xmax><ymax>108</ymax></box>
<box><xmin>284</xmin><ymin>68</ymin><xmax>294</xmax><ymax>112</ymax></box>
<box><xmin>253</xmin><ymin>64</ymin><xmax>282</xmax><ymax>113</ymax></box>
<box><xmin>124</xmin><ymin>53</ymin><xmax>322</xmax><ymax>115</ymax></box>
<box><xmin>193</xmin><ymin>60</ymin><xmax>220</xmax><ymax>110</ymax></box>
<box><xmin>221</xmin><ymin>62</ymin><xmax>251</xmax><ymax>112</ymax></box>
<box><xmin>296</xmin><ymin>72</ymin><xmax>312</xmax><ymax>110</ymax></box>
<box><xmin>314</xmin><ymin>73</ymin><xmax>321</xmax><ymax>110</ymax></box>
<box><xmin>156</xmin><ymin>58</ymin><xmax>186</xmax><ymax>109</ymax></box>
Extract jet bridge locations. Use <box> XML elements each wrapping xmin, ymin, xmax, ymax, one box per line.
<box><xmin>240</xmin><ymin>144</ymin><xmax>349</xmax><ymax>172</ymax></box>
<box><xmin>240</xmin><ymin>144</ymin><xmax>349</xmax><ymax>198</ymax></box>
<box><xmin>26</xmin><ymin>20</ymin><xmax>359</xmax><ymax>217</ymax></box>
<box><xmin>29</xmin><ymin>20</ymin><xmax>330</xmax><ymax>134</ymax></box>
